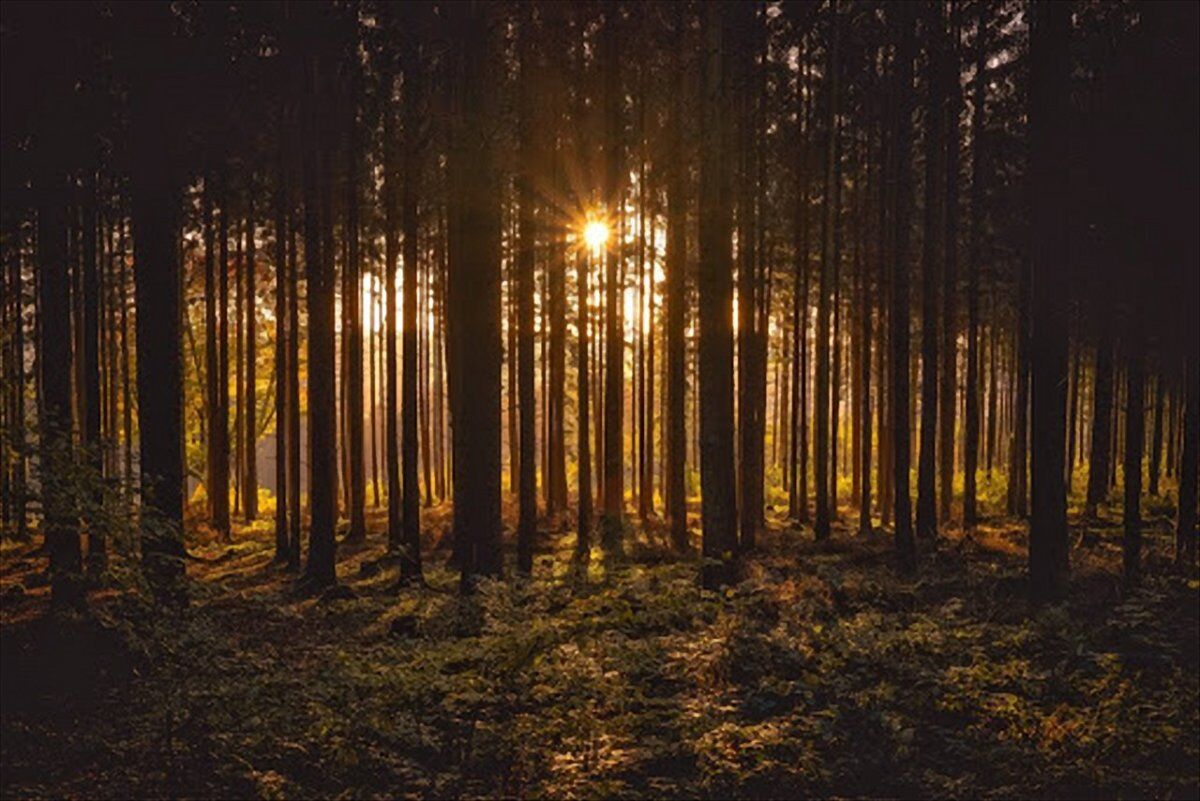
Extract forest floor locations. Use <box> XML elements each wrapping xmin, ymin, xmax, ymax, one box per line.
<box><xmin>1</xmin><ymin>500</ymin><xmax>1198</xmax><ymax>799</ymax></box>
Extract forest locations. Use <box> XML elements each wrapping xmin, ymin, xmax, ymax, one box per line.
<box><xmin>1</xmin><ymin>1</ymin><xmax>1198</xmax><ymax>798</ymax></box>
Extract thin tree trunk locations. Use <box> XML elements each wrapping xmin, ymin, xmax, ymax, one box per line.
<box><xmin>890</xmin><ymin>4</ymin><xmax>917</xmax><ymax>569</ymax></box>
<box><xmin>917</xmin><ymin>5</ymin><xmax>944</xmax><ymax>542</ymax></box>
<box><xmin>964</xmin><ymin>10</ymin><xmax>986</xmax><ymax>528</ymax></box>
<box><xmin>814</xmin><ymin>10</ymin><xmax>839</xmax><ymax>542</ymax></box>
<box><xmin>400</xmin><ymin>21</ymin><xmax>422</xmax><ymax>580</ymax></box>
<box><xmin>38</xmin><ymin>168</ymin><xmax>84</xmax><ymax>607</ymax></box>
<box><xmin>1086</xmin><ymin>325</ymin><xmax>1114</xmax><ymax>517</ymax></box>
<box><xmin>940</xmin><ymin>20</ymin><xmax>961</xmax><ymax>524</ymax></box>
<box><xmin>601</xmin><ymin>1</ymin><xmax>625</xmax><ymax>551</ymax></box>
<box><xmin>344</xmin><ymin>65</ymin><xmax>365</xmax><ymax>542</ymax></box>
<box><xmin>577</xmin><ymin>249</ymin><xmax>593</xmax><ymax>565</ymax></box>
<box><xmin>665</xmin><ymin>6</ymin><xmax>688</xmax><ymax>552</ymax></box>
<box><xmin>274</xmin><ymin>125</ymin><xmax>290</xmax><ymax>562</ymax></box>
<box><xmin>245</xmin><ymin>199</ymin><xmax>259</xmax><ymax>521</ymax></box>
<box><xmin>516</xmin><ymin>11</ymin><xmax>538</xmax><ymax>575</ymax></box>
<box><xmin>383</xmin><ymin>59</ymin><xmax>402</xmax><ymax>554</ymax></box>
<box><xmin>698</xmin><ymin>0</ymin><xmax>737</xmax><ymax>588</ymax></box>
<box><xmin>1177</xmin><ymin>350</ymin><xmax>1198</xmax><ymax>566</ymax></box>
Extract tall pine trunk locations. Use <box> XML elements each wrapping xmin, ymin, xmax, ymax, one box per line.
<box><xmin>890</xmin><ymin>4</ymin><xmax>917</xmax><ymax>569</ymax></box>
<box><xmin>698</xmin><ymin>0</ymin><xmax>737</xmax><ymax>588</ymax></box>
<box><xmin>300</xmin><ymin>28</ymin><xmax>337</xmax><ymax>590</ymax></box>
<box><xmin>665</xmin><ymin>7</ymin><xmax>689</xmax><ymax>552</ymax></box>
<box><xmin>1028</xmin><ymin>0</ymin><xmax>1071</xmax><ymax>600</ymax></box>
<box><xmin>916</xmin><ymin>5</ymin><xmax>943</xmax><ymax>542</ymax></box>
<box><xmin>449</xmin><ymin>0</ymin><xmax>502</xmax><ymax>589</ymax></box>
<box><xmin>516</xmin><ymin>11</ymin><xmax>538</xmax><ymax>575</ymax></box>
<box><xmin>400</xmin><ymin>19</ymin><xmax>423</xmax><ymax>581</ymax></box>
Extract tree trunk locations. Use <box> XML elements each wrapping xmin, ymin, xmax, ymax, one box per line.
<box><xmin>1085</xmin><ymin>325</ymin><xmax>1114</xmax><ymax>517</ymax></box>
<box><xmin>300</xmin><ymin>32</ymin><xmax>337</xmax><ymax>590</ymax></box>
<box><xmin>917</xmin><ymin>5</ymin><xmax>943</xmax><ymax>543</ymax></box>
<box><xmin>736</xmin><ymin>1</ymin><xmax>763</xmax><ymax>553</ymax></box>
<box><xmin>128</xmin><ymin>7</ymin><xmax>186</xmax><ymax>600</ymax></box>
<box><xmin>449</xmin><ymin>0</ymin><xmax>502</xmax><ymax>589</ymax></box>
<box><xmin>665</xmin><ymin>6</ymin><xmax>688</xmax><ymax>552</ymax></box>
<box><xmin>964</xmin><ymin>10</ymin><xmax>986</xmax><ymax>528</ymax></box>
<box><xmin>890</xmin><ymin>4</ymin><xmax>917</xmax><ymax>569</ymax></box>
<box><xmin>1123</xmin><ymin>334</ymin><xmax>1145</xmax><ymax>586</ymax></box>
<box><xmin>577</xmin><ymin>249</ymin><xmax>593</xmax><ymax>564</ymax></box>
<box><xmin>516</xmin><ymin>12</ymin><xmax>538</xmax><ymax>575</ymax></box>
<box><xmin>601</xmin><ymin>1</ymin><xmax>625</xmax><ymax>552</ymax></box>
<box><xmin>939</xmin><ymin>20</ymin><xmax>961</xmax><ymax>524</ymax></box>
<box><xmin>1148</xmin><ymin>368</ymin><xmax>1165</xmax><ymax>495</ymax></box>
<box><xmin>400</xmin><ymin>20</ymin><xmax>423</xmax><ymax>581</ymax></box>
<box><xmin>1008</xmin><ymin>258</ymin><xmax>1030</xmax><ymax>518</ymax></box>
<box><xmin>244</xmin><ymin>199</ymin><xmax>259</xmax><ymax>521</ymax></box>
<box><xmin>37</xmin><ymin>168</ymin><xmax>84</xmax><ymax>607</ymax></box>
<box><xmin>1028</xmin><ymin>0</ymin><xmax>1071</xmax><ymax>600</ymax></box>
<box><xmin>814</xmin><ymin>10</ymin><xmax>839</xmax><ymax>542</ymax></box>
<box><xmin>274</xmin><ymin>118</ymin><xmax>290</xmax><ymax>562</ymax></box>
<box><xmin>383</xmin><ymin>59</ymin><xmax>402</xmax><ymax>555</ymax></box>
<box><xmin>698</xmin><ymin>0</ymin><xmax>737</xmax><ymax>588</ymax></box>
<box><xmin>344</xmin><ymin>63</ymin><xmax>366</xmax><ymax>543</ymax></box>
<box><xmin>1177</xmin><ymin>350</ymin><xmax>1198</xmax><ymax>566</ymax></box>
<box><xmin>81</xmin><ymin>170</ymin><xmax>106</xmax><ymax>570</ymax></box>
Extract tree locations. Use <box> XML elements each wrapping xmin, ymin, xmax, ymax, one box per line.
<box><xmin>299</xmin><ymin>10</ymin><xmax>337</xmax><ymax>590</ymax></box>
<box><xmin>916</xmin><ymin>4</ymin><xmax>943</xmax><ymax>543</ymax></box>
<box><xmin>665</xmin><ymin>4</ymin><xmax>689</xmax><ymax>553</ymax></box>
<box><xmin>1085</xmin><ymin>317</ymin><xmax>1114</xmax><ymax>518</ymax></box>
<box><xmin>37</xmin><ymin>170</ymin><xmax>84</xmax><ymax>608</ymax></box>
<box><xmin>813</xmin><ymin>9</ymin><xmax>839</xmax><ymax>542</ymax></box>
<box><xmin>577</xmin><ymin>247</ymin><xmax>593</xmax><ymax>564</ymax></box>
<box><xmin>448</xmin><ymin>0</ymin><xmax>502</xmax><ymax>589</ymax></box>
<box><xmin>735</xmin><ymin>1</ymin><xmax>765</xmax><ymax>553</ymax></box>
<box><xmin>890</xmin><ymin>3</ymin><xmax>917</xmax><ymax>570</ymax></box>
<box><xmin>127</xmin><ymin>2</ymin><xmax>186</xmax><ymax>600</ymax></box>
<box><xmin>939</xmin><ymin>13</ymin><xmax>961</xmax><ymax>525</ymax></box>
<box><xmin>204</xmin><ymin>176</ymin><xmax>230</xmax><ymax>540</ymax></box>
<box><xmin>273</xmin><ymin>109</ymin><xmax>290</xmax><ymax>563</ymax></box>
<box><xmin>243</xmin><ymin>196</ymin><xmax>259</xmax><ymax>522</ymax></box>
<box><xmin>698</xmin><ymin>0</ymin><xmax>737</xmax><ymax>589</ymax></box>
<box><xmin>382</xmin><ymin>31</ymin><xmax>402</xmax><ymax>558</ymax></box>
<box><xmin>516</xmin><ymin>7</ymin><xmax>538</xmax><ymax>575</ymax></box>
<box><xmin>400</xmin><ymin>10</ymin><xmax>424</xmax><ymax>582</ymax></box>
<box><xmin>82</xmin><ymin>169</ymin><xmax>106</xmax><ymax>570</ymax></box>
<box><xmin>600</xmin><ymin>1</ymin><xmax>625</xmax><ymax>553</ymax></box>
<box><xmin>344</xmin><ymin>54</ymin><xmax>366</xmax><ymax>544</ymax></box>
<box><xmin>1179</xmin><ymin>350</ymin><xmax>1198</xmax><ymax>567</ymax></box>
<box><xmin>1028</xmin><ymin>0</ymin><xmax>1071</xmax><ymax>600</ymax></box>
<box><xmin>963</xmin><ymin>5</ymin><xmax>987</xmax><ymax>530</ymax></box>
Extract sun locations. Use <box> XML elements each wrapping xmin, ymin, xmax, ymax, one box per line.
<box><xmin>583</xmin><ymin>219</ymin><xmax>609</xmax><ymax>253</ymax></box>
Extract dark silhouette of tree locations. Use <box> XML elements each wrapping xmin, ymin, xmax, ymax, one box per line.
<box><xmin>1028</xmin><ymin>0</ymin><xmax>1070</xmax><ymax>600</ymax></box>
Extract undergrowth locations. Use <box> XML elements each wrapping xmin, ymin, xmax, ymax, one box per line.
<box><xmin>1</xmin><ymin>509</ymin><xmax>1197</xmax><ymax>799</ymax></box>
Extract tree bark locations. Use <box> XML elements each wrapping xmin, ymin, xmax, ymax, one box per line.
<box><xmin>448</xmin><ymin>0</ymin><xmax>502</xmax><ymax>589</ymax></box>
<box><xmin>300</xmin><ymin>27</ymin><xmax>337</xmax><ymax>590</ymax></box>
<box><xmin>516</xmin><ymin>11</ymin><xmax>538</xmax><ymax>575</ymax></box>
<box><xmin>698</xmin><ymin>1</ymin><xmax>737</xmax><ymax>589</ymax></box>
<box><xmin>665</xmin><ymin>5</ymin><xmax>689</xmax><ymax>552</ymax></box>
<box><xmin>917</xmin><ymin>5</ymin><xmax>943</xmax><ymax>543</ymax></box>
<box><xmin>890</xmin><ymin>4</ymin><xmax>917</xmax><ymax>569</ymax></box>
<box><xmin>1028</xmin><ymin>0</ymin><xmax>1071</xmax><ymax>600</ymax></box>
<box><xmin>400</xmin><ymin>18</ymin><xmax>423</xmax><ymax>580</ymax></box>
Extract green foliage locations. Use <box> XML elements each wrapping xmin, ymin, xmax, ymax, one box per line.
<box><xmin>1</xmin><ymin>521</ymin><xmax>1197</xmax><ymax>799</ymax></box>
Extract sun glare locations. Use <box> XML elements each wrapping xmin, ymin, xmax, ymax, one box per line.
<box><xmin>583</xmin><ymin>219</ymin><xmax>609</xmax><ymax>254</ymax></box>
